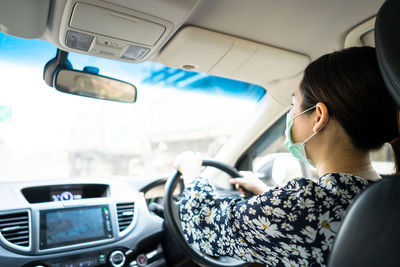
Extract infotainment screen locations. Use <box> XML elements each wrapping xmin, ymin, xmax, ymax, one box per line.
<box><xmin>40</xmin><ymin>205</ymin><xmax>113</xmax><ymax>249</ymax></box>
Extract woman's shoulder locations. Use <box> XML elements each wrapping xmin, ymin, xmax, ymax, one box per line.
<box><xmin>280</xmin><ymin>176</ymin><xmax>315</xmax><ymax>190</ymax></box>
<box><xmin>276</xmin><ymin>173</ymin><xmax>371</xmax><ymax>196</ymax></box>
<box><xmin>285</xmin><ymin>173</ymin><xmax>370</xmax><ymax>186</ymax></box>
<box><xmin>318</xmin><ymin>172</ymin><xmax>371</xmax><ymax>187</ymax></box>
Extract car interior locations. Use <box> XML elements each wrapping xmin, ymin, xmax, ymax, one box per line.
<box><xmin>0</xmin><ymin>0</ymin><xmax>397</xmax><ymax>266</ymax></box>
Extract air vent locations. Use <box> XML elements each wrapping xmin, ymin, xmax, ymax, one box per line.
<box><xmin>0</xmin><ymin>211</ymin><xmax>30</xmax><ymax>248</ymax></box>
<box><xmin>116</xmin><ymin>203</ymin><xmax>135</xmax><ymax>232</ymax></box>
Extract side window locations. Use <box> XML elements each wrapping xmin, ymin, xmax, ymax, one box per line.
<box><xmin>370</xmin><ymin>143</ymin><xmax>395</xmax><ymax>174</ymax></box>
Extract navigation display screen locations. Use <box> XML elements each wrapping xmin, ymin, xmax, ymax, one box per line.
<box><xmin>40</xmin><ymin>205</ymin><xmax>112</xmax><ymax>249</ymax></box>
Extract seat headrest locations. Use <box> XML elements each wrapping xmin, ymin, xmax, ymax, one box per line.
<box><xmin>375</xmin><ymin>0</ymin><xmax>400</xmax><ymax>108</ymax></box>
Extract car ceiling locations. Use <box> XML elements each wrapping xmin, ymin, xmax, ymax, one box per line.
<box><xmin>0</xmin><ymin>0</ymin><xmax>384</xmax><ymax>92</ymax></box>
<box><xmin>186</xmin><ymin>0</ymin><xmax>383</xmax><ymax>60</ymax></box>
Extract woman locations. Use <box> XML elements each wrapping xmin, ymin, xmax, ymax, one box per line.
<box><xmin>174</xmin><ymin>46</ymin><xmax>400</xmax><ymax>266</ymax></box>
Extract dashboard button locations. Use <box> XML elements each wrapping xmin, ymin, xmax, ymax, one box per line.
<box><xmin>137</xmin><ymin>254</ymin><xmax>147</xmax><ymax>266</ymax></box>
<box><xmin>106</xmin><ymin>221</ymin><xmax>112</xmax><ymax>231</ymax></box>
<box><xmin>109</xmin><ymin>250</ymin><xmax>126</xmax><ymax>267</ymax></box>
<box><xmin>146</xmin><ymin>249</ymin><xmax>157</xmax><ymax>260</ymax></box>
<box><xmin>99</xmin><ymin>254</ymin><xmax>106</xmax><ymax>264</ymax></box>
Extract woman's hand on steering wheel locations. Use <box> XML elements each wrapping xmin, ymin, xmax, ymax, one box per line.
<box><xmin>229</xmin><ymin>171</ymin><xmax>270</xmax><ymax>196</ymax></box>
<box><xmin>173</xmin><ymin>151</ymin><xmax>203</xmax><ymax>186</ymax></box>
<box><xmin>173</xmin><ymin>151</ymin><xmax>269</xmax><ymax>196</ymax></box>
<box><xmin>166</xmin><ymin>156</ymin><xmax>248</xmax><ymax>267</ymax></box>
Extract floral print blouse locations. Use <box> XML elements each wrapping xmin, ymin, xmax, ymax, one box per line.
<box><xmin>179</xmin><ymin>173</ymin><xmax>373</xmax><ymax>266</ymax></box>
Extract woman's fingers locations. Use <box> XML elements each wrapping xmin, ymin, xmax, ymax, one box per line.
<box><xmin>173</xmin><ymin>151</ymin><xmax>202</xmax><ymax>185</ymax></box>
<box><xmin>229</xmin><ymin>178</ymin><xmax>251</xmax><ymax>193</ymax></box>
<box><xmin>229</xmin><ymin>172</ymin><xmax>269</xmax><ymax>195</ymax></box>
<box><xmin>229</xmin><ymin>178</ymin><xmax>241</xmax><ymax>185</ymax></box>
<box><xmin>173</xmin><ymin>151</ymin><xmax>202</xmax><ymax>172</ymax></box>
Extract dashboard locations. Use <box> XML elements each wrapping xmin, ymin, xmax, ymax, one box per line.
<box><xmin>0</xmin><ymin>178</ymin><xmax>165</xmax><ymax>267</ymax></box>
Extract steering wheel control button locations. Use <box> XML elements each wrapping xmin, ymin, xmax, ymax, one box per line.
<box><xmin>136</xmin><ymin>254</ymin><xmax>147</xmax><ymax>266</ymax></box>
<box><xmin>109</xmin><ymin>250</ymin><xmax>126</xmax><ymax>267</ymax></box>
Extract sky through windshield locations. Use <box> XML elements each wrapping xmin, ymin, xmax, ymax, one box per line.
<box><xmin>0</xmin><ymin>33</ymin><xmax>266</xmax><ymax>180</ymax></box>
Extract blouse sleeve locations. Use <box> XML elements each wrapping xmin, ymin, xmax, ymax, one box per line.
<box><xmin>179</xmin><ymin>176</ymin><xmax>334</xmax><ymax>265</ymax></box>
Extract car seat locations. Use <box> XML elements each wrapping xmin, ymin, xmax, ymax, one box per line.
<box><xmin>328</xmin><ymin>0</ymin><xmax>400</xmax><ymax>266</ymax></box>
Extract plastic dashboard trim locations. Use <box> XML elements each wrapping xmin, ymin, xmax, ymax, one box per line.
<box><xmin>0</xmin><ymin>179</ymin><xmax>164</xmax><ymax>266</ymax></box>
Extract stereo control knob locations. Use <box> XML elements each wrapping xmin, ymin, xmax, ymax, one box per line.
<box><xmin>109</xmin><ymin>250</ymin><xmax>126</xmax><ymax>267</ymax></box>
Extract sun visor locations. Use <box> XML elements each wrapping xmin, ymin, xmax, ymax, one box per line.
<box><xmin>0</xmin><ymin>0</ymin><xmax>50</xmax><ymax>38</ymax></box>
<box><xmin>159</xmin><ymin>26</ymin><xmax>310</xmax><ymax>86</ymax></box>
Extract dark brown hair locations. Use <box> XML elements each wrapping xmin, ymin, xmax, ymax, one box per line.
<box><xmin>299</xmin><ymin>46</ymin><xmax>400</xmax><ymax>173</ymax></box>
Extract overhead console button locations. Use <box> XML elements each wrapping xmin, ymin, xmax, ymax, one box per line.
<box><xmin>66</xmin><ymin>30</ymin><xmax>94</xmax><ymax>52</ymax></box>
<box><xmin>70</xmin><ymin>3</ymin><xmax>165</xmax><ymax>46</ymax></box>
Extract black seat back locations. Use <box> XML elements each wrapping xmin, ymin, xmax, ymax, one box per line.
<box><xmin>328</xmin><ymin>0</ymin><xmax>400</xmax><ymax>266</ymax></box>
<box><xmin>328</xmin><ymin>175</ymin><xmax>400</xmax><ymax>266</ymax></box>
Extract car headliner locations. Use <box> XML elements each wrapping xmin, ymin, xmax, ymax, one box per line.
<box><xmin>0</xmin><ymin>0</ymin><xmax>383</xmax><ymax>61</ymax></box>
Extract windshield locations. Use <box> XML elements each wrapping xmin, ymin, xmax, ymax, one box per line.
<box><xmin>0</xmin><ymin>33</ymin><xmax>265</xmax><ymax>181</ymax></box>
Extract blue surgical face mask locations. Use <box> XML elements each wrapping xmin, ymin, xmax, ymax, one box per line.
<box><xmin>284</xmin><ymin>105</ymin><xmax>323</xmax><ymax>168</ymax></box>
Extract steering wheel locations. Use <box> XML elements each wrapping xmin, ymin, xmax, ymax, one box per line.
<box><xmin>163</xmin><ymin>159</ymin><xmax>248</xmax><ymax>267</ymax></box>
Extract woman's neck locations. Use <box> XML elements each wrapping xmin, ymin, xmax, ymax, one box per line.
<box><xmin>316</xmin><ymin>148</ymin><xmax>381</xmax><ymax>181</ymax></box>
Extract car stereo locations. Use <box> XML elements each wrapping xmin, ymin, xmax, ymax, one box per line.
<box><xmin>39</xmin><ymin>205</ymin><xmax>113</xmax><ymax>250</ymax></box>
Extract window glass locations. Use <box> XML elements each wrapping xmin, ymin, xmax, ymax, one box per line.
<box><xmin>370</xmin><ymin>143</ymin><xmax>395</xmax><ymax>175</ymax></box>
<box><xmin>0</xmin><ymin>33</ymin><xmax>265</xmax><ymax>181</ymax></box>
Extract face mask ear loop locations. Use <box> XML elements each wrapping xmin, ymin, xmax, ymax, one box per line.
<box><xmin>303</xmin><ymin>115</ymin><xmax>329</xmax><ymax>144</ymax></box>
<box><xmin>292</xmin><ymin>106</ymin><xmax>317</xmax><ymax>119</ymax></box>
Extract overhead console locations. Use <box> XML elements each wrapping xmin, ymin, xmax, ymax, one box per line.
<box><xmin>57</xmin><ymin>0</ymin><xmax>199</xmax><ymax>62</ymax></box>
<box><xmin>59</xmin><ymin>1</ymin><xmax>171</xmax><ymax>62</ymax></box>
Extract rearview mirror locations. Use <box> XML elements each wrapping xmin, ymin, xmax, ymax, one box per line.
<box><xmin>54</xmin><ymin>69</ymin><xmax>137</xmax><ymax>103</ymax></box>
<box><xmin>43</xmin><ymin>49</ymin><xmax>137</xmax><ymax>103</ymax></box>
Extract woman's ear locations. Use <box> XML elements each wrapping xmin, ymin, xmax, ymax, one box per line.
<box><xmin>313</xmin><ymin>102</ymin><xmax>329</xmax><ymax>132</ymax></box>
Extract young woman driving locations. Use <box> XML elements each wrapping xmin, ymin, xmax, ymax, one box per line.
<box><xmin>173</xmin><ymin>46</ymin><xmax>400</xmax><ymax>266</ymax></box>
